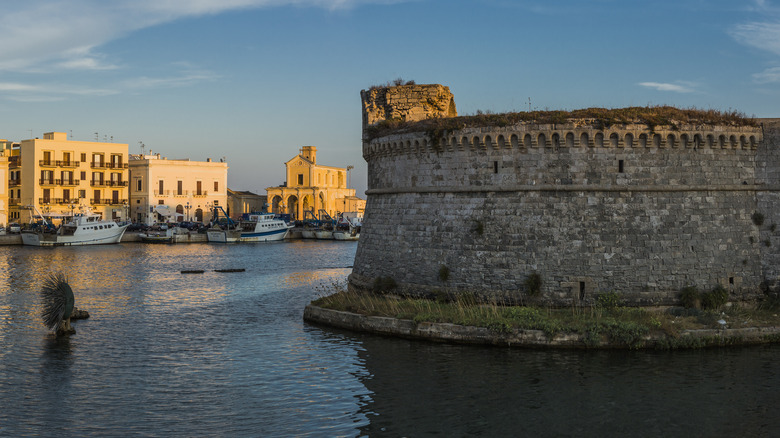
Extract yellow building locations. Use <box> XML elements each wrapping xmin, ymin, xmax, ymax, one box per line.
<box><xmin>266</xmin><ymin>146</ymin><xmax>365</xmax><ymax>220</ymax></box>
<box><xmin>129</xmin><ymin>152</ymin><xmax>228</xmax><ymax>225</ymax></box>
<box><xmin>0</xmin><ymin>140</ymin><xmax>10</xmax><ymax>227</ymax></box>
<box><xmin>227</xmin><ymin>189</ymin><xmax>266</xmax><ymax>219</ymax></box>
<box><xmin>15</xmin><ymin>132</ymin><xmax>129</xmax><ymax>223</ymax></box>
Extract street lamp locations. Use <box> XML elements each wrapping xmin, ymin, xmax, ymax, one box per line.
<box><xmin>185</xmin><ymin>202</ymin><xmax>191</xmax><ymax>222</ymax></box>
<box><xmin>122</xmin><ymin>200</ymin><xmax>129</xmax><ymax>222</ymax></box>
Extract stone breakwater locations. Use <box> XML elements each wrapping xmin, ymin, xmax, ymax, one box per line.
<box><xmin>303</xmin><ymin>305</ymin><xmax>780</xmax><ymax>349</ymax></box>
<box><xmin>350</xmin><ymin>84</ymin><xmax>780</xmax><ymax>307</ymax></box>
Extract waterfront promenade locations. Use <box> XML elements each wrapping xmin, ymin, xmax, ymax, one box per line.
<box><xmin>0</xmin><ymin>228</ymin><xmax>304</xmax><ymax>245</ymax></box>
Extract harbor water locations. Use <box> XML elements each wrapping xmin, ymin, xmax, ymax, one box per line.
<box><xmin>1</xmin><ymin>241</ymin><xmax>778</xmax><ymax>437</ymax></box>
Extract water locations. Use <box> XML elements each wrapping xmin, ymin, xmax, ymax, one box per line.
<box><xmin>1</xmin><ymin>242</ymin><xmax>779</xmax><ymax>437</ymax></box>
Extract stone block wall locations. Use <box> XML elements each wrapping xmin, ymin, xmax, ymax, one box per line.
<box><xmin>352</xmin><ymin>85</ymin><xmax>776</xmax><ymax>306</ymax></box>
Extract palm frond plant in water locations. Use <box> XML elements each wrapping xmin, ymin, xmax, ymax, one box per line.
<box><xmin>40</xmin><ymin>273</ymin><xmax>75</xmax><ymax>335</ymax></box>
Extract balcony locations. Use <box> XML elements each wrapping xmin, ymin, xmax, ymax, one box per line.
<box><xmin>90</xmin><ymin>162</ymin><xmax>107</xmax><ymax>169</ymax></box>
<box><xmin>56</xmin><ymin>160</ymin><xmax>80</xmax><ymax>168</ymax></box>
<box><xmin>106</xmin><ymin>180</ymin><xmax>129</xmax><ymax>187</ymax></box>
<box><xmin>90</xmin><ymin>180</ymin><xmax>107</xmax><ymax>187</ymax></box>
<box><xmin>91</xmin><ymin>198</ymin><xmax>107</xmax><ymax>205</ymax></box>
<box><xmin>59</xmin><ymin>179</ymin><xmax>81</xmax><ymax>186</ymax></box>
<box><xmin>9</xmin><ymin>179</ymin><xmax>20</xmax><ymax>187</ymax></box>
<box><xmin>39</xmin><ymin>178</ymin><xmax>57</xmax><ymax>186</ymax></box>
<box><xmin>153</xmin><ymin>190</ymin><xmax>171</xmax><ymax>196</ymax></box>
<box><xmin>193</xmin><ymin>190</ymin><xmax>209</xmax><ymax>198</ymax></box>
<box><xmin>9</xmin><ymin>199</ymin><xmax>20</xmax><ymax>206</ymax></box>
<box><xmin>106</xmin><ymin>163</ymin><xmax>128</xmax><ymax>169</ymax></box>
<box><xmin>173</xmin><ymin>190</ymin><xmax>189</xmax><ymax>197</ymax></box>
<box><xmin>106</xmin><ymin>199</ymin><xmax>128</xmax><ymax>206</ymax></box>
<box><xmin>39</xmin><ymin>160</ymin><xmax>56</xmax><ymax>167</ymax></box>
<box><xmin>9</xmin><ymin>157</ymin><xmax>20</xmax><ymax>168</ymax></box>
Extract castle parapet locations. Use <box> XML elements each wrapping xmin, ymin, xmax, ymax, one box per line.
<box><xmin>352</xmin><ymin>84</ymin><xmax>776</xmax><ymax>307</ymax></box>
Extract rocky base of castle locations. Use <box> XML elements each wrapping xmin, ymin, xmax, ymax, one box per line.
<box><xmin>303</xmin><ymin>305</ymin><xmax>780</xmax><ymax>349</ymax></box>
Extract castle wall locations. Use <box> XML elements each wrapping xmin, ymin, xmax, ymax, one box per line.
<box><xmin>351</xmin><ymin>118</ymin><xmax>775</xmax><ymax>306</ymax></box>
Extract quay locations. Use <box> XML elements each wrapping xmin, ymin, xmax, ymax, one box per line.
<box><xmin>0</xmin><ymin>228</ymin><xmax>306</xmax><ymax>245</ymax></box>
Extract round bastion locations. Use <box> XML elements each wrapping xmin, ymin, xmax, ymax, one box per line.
<box><xmin>350</xmin><ymin>84</ymin><xmax>780</xmax><ymax>307</ymax></box>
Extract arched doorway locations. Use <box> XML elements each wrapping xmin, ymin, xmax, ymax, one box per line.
<box><xmin>286</xmin><ymin>195</ymin><xmax>299</xmax><ymax>220</ymax></box>
<box><xmin>195</xmin><ymin>208</ymin><xmax>203</xmax><ymax>222</ymax></box>
<box><xmin>272</xmin><ymin>195</ymin><xmax>282</xmax><ymax>214</ymax></box>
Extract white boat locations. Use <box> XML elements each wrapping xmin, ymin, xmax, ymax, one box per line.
<box><xmin>332</xmin><ymin>228</ymin><xmax>359</xmax><ymax>241</ymax></box>
<box><xmin>236</xmin><ymin>213</ymin><xmax>291</xmax><ymax>242</ymax></box>
<box><xmin>207</xmin><ymin>225</ymin><xmax>242</xmax><ymax>243</ymax></box>
<box><xmin>332</xmin><ymin>213</ymin><xmax>361</xmax><ymax>241</ymax></box>
<box><xmin>314</xmin><ymin>229</ymin><xmax>334</xmax><ymax>240</ymax></box>
<box><xmin>206</xmin><ymin>206</ymin><xmax>242</xmax><ymax>243</ymax></box>
<box><xmin>21</xmin><ymin>209</ymin><xmax>128</xmax><ymax>246</ymax></box>
<box><xmin>139</xmin><ymin>227</ymin><xmax>188</xmax><ymax>243</ymax></box>
<box><xmin>301</xmin><ymin>228</ymin><xmax>317</xmax><ymax>239</ymax></box>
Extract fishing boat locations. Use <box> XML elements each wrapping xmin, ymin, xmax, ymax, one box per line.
<box><xmin>207</xmin><ymin>206</ymin><xmax>242</xmax><ymax>243</ymax></box>
<box><xmin>139</xmin><ymin>227</ymin><xmax>188</xmax><ymax>243</ymax></box>
<box><xmin>235</xmin><ymin>213</ymin><xmax>292</xmax><ymax>242</ymax></box>
<box><xmin>332</xmin><ymin>212</ymin><xmax>361</xmax><ymax>241</ymax></box>
<box><xmin>21</xmin><ymin>206</ymin><xmax>128</xmax><ymax>246</ymax></box>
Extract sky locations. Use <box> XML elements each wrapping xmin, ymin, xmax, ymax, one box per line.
<box><xmin>1</xmin><ymin>0</ymin><xmax>779</xmax><ymax>197</ymax></box>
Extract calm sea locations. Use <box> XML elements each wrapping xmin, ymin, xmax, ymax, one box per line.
<box><xmin>0</xmin><ymin>241</ymin><xmax>778</xmax><ymax>437</ymax></box>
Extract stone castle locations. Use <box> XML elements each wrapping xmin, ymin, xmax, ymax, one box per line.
<box><xmin>350</xmin><ymin>83</ymin><xmax>780</xmax><ymax>306</ymax></box>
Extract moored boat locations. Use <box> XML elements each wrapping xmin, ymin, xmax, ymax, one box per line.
<box><xmin>21</xmin><ymin>208</ymin><xmax>128</xmax><ymax>246</ymax></box>
<box><xmin>236</xmin><ymin>213</ymin><xmax>292</xmax><ymax>242</ymax></box>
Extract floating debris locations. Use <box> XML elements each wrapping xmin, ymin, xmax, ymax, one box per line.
<box><xmin>181</xmin><ymin>270</ymin><xmax>205</xmax><ymax>274</ymax></box>
<box><xmin>215</xmin><ymin>269</ymin><xmax>245</xmax><ymax>273</ymax></box>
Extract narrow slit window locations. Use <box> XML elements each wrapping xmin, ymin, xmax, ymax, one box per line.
<box><xmin>618</xmin><ymin>160</ymin><xmax>625</xmax><ymax>173</ymax></box>
<box><xmin>493</xmin><ymin>161</ymin><xmax>498</xmax><ymax>174</ymax></box>
<box><xmin>579</xmin><ymin>282</ymin><xmax>585</xmax><ymax>300</ymax></box>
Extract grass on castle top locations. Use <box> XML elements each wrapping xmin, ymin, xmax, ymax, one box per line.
<box><xmin>364</xmin><ymin>105</ymin><xmax>757</xmax><ymax>141</ymax></box>
<box><xmin>311</xmin><ymin>287</ymin><xmax>780</xmax><ymax>348</ymax></box>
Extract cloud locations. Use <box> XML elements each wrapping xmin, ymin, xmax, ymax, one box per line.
<box><xmin>730</xmin><ymin>21</ymin><xmax>780</xmax><ymax>56</ymax></box>
<box><xmin>753</xmin><ymin>66</ymin><xmax>780</xmax><ymax>83</ymax></box>
<box><xmin>638</xmin><ymin>82</ymin><xmax>696</xmax><ymax>93</ymax></box>
<box><xmin>0</xmin><ymin>0</ymin><xmax>405</xmax><ymax>72</ymax></box>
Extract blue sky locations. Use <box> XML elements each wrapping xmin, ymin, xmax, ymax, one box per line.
<box><xmin>1</xmin><ymin>0</ymin><xmax>779</xmax><ymax>196</ymax></box>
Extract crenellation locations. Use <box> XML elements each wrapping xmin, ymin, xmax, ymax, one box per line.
<box><xmin>353</xmin><ymin>85</ymin><xmax>777</xmax><ymax>306</ymax></box>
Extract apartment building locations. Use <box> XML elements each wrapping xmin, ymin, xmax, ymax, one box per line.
<box><xmin>13</xmin><ymin>132</ymin><xmax>129</xmax><ymax>223</ymax></box>
<box><xmin>129</xmin><ymin>152</ymin><xmax>228</xmax><ymax>225</ymax></box>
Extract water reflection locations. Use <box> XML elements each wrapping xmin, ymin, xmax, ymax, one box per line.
<box><xmin>345</xmin><ymin>331</ymin><xmax>780</xmax><ymax>437</ymax></box>
<box><xmin>3</xmin><ymin>241</ymin><xmax>777</xmax><ymax>437</ymax></box>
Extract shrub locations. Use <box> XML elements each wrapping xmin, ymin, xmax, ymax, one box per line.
<box><xmin>596</xmin><ymin>291</ymin><xmax>621</xmax><ymax>309</ymax></box>
<box><xmin>438</xmin><ymin>265</ymin><xmax>450</xmax><ymax>282</ymax></box>
<box><xmin>752</xmin><ymin>211</ymin><xmax>765</xmax><ymax>226</ymax></box>
<box><xmin>372</xmin><ymin>276</ymin><xmax>397</xmax><ymax>293</ymax></box>
<box><xmin>702</xmin><ymin>285</ymin><xmax>729</xmax><ymax>309</ymax></box>
<box><xmin>524</xmin><ymin>272</ymin><xmax>542</xmax><ymax>296</ymax></box>
<box><xmin>679</xmin><ymin>286</ymin><xmax>701</xmax><ymax>309</ymax></box>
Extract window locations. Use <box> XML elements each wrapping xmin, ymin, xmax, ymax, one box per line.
<box><xmin>159</xmin><ymin>180</ymin><xmax>164</xmax><ymax>194</ymax></box>
<box><xmin>137</xmin><ymin>179</ymin><xmax>142</xmax><ymax>191</ymax></box>
<box><xmin>196</xmin><ymin>181</ymin><xmax>202</xmax><ymax>195</ymax></box>
<box><xmin>81</xmin><ymin>171</ymin><xmax>86</xmax><ymax>180</ymax></box>
<box><xmin>177</xmin><ymin>180</ymin><xmax>183</xmax><ymax>195</ymax></box>
<box><xmin>618</xmin><ymin>160</ymin><xmax>625</xmax><ymax>173</ymax></box>
<box><xmin>214</xmin><ymin>181</ymin><xmax>218</xmax><ymax>192</ymax></box>
<box><xmin>297</xmin><ymin>174</ymin><xmax>304</xmax><ymax>186</ymax></box>
<box><xmin>81</xmin><ymin>153</ymin><xmax>87</xmax><ymax>162</ymax></box>
<box><xmin>63</xmin><ymin>189</ymin><xmax>70</xmax><ymax>202</ymax></box>
<box><xmin>79</xmin><ymin>190</ymin><xmax>86</xmax><ymax>198</ymax></box>
<box><xmin>158</xmin><ymin>200</ymin><xmax>164</xmax><ymax>205</ymax></box>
